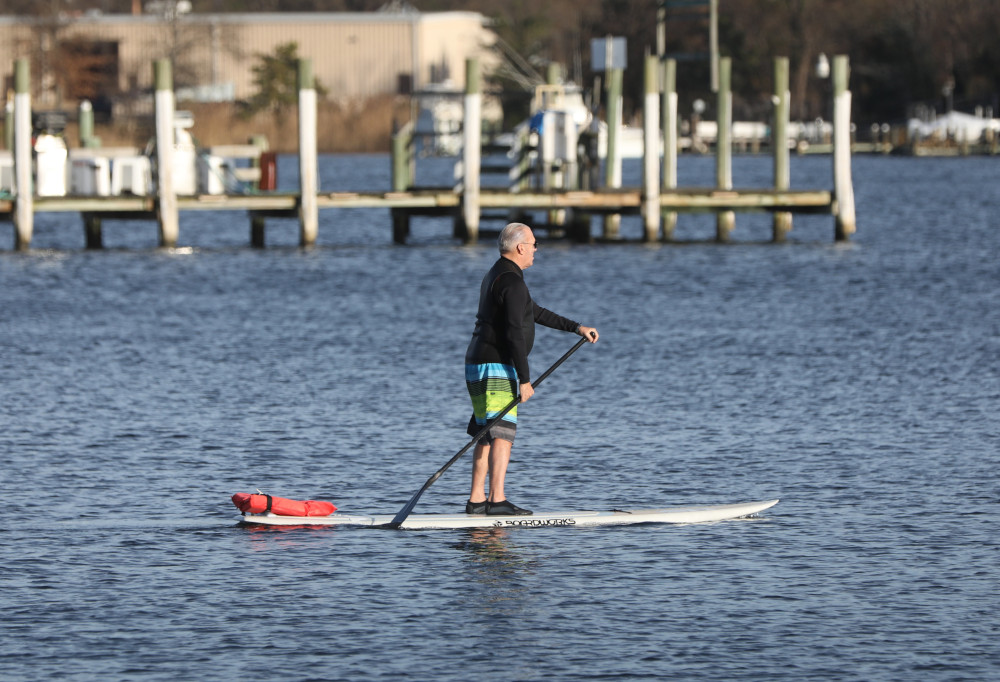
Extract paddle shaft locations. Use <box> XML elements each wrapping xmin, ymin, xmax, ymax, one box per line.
<box><xmin>385</xmin><ymin>335</ymin><xmax>591</xmax><ymax>528</ymax></box>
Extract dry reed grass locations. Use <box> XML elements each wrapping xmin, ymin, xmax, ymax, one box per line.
<box><xmin>88</xmin><ymin>95</ymin><xmax>410</xmax><ymax>153</ymax></box>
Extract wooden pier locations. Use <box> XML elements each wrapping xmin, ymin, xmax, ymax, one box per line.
<box><xmin>2</xmin><ymin>54</ymin><xmax>855</xmax><ymax>251</ymax></box>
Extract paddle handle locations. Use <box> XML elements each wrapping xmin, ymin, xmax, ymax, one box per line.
<box><xmin>384</xmin><ymin>334</ymin><xmax>592</xmax><ymax>528</ymax></box>
<box><xmin>528</xmin><ymin>333</ymin><xmax>590</xmax><ymax>390</ymax></box>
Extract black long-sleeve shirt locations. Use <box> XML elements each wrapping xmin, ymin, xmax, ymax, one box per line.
<box><xmin>465</xmin><ymin>257</ymin><xmax>579</xmax><ymax>383</ymax></box>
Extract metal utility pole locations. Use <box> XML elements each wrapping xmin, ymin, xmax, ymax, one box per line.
<box><xmin>709</xmin><ymin>0</ymin><xmax>718</xmax><ymax>92</ymax></box>
<box><xmin>658</xmin><ymin>0</ymin><xmax>719</xmax><ymax>92</ymax></box>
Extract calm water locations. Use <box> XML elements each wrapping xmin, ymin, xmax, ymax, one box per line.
<box><xmin>1</xmin><ymin>154</ymin><xmax>997</xmax><ymax>681</ymax></box>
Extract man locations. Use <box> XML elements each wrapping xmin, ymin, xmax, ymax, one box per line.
<box><xmin>464</xmin><ymin>222</ymin><xmax>598</xmax><ymax>516</ymax></box>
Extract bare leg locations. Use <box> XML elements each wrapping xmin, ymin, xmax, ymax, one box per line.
<box><xmin>487</xmin><ymin>438</ymin><xmax>513</xmax><ymax>503</ymax></box>
<box><xmin>469</xmin><ymin>442</ymin><xmax>489</xmax><ymax>503</ymax></box>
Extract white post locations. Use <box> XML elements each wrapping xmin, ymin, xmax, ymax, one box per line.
<box><xmin>609</xmin><ymin>81</ymin><xmax>623</xmax><ymax>191</ymax></box>
<box><xmin>773</xmin><ymin>57</ymin><xmax>792</xmax><ymax>241</ymax></box>
<box><xmin>462</xmin><ymin>58</ymin><xmax>481</xmax><ymax>243</ymax></box>
<box><xmin>833</xmin><ymin>55</ymin><xmax>856</xmax><ymax>240</ymax></box>
<box><xmin>298</xmin><ymin>59</ymin><xmax>319</xmax><ymax>246</ymax></box>
<box><xmin>642</xmin><ymin>54</ymin><xmax>660</xmax><ymax>242</ymax></box>
<box><xmin>603</xmin><ymin>63</ymin><xmax>623</xmax><ymax>238</ymax></box>
<box><xmin>12</xmin><ymin>59</ymin><xmax>32</xmax><ymax>250</ymax></box>
<box><xmin>154</xmin><ymin>59</ymin><xmax>178</xmax><ymax>248</ymax></box>
<box><xmin>715</xmin><ymin>57</ymin><xmax>734</xmax><ymax>241</ymax></box>
<box><xmin>662</xmin><ymin>58</ymin><xmax>678</xmax><ymax>241</ymax></box>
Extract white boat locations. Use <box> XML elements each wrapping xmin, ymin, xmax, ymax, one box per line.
<box><xmin>238</xmin><ymin>499</ymin><xmax>778</xmax><ymax>530</ymax></box>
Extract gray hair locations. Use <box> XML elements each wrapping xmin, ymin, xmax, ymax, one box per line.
<box><xmin>498</xmin><ymin>222</ymin><xmax>531</xmax><ymax>254</ymax></box>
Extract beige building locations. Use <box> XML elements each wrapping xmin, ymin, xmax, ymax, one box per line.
<box><xmin>0</xmin><ymin>10</ymin><xmax>498</xmax><ymax>109</ymax></box>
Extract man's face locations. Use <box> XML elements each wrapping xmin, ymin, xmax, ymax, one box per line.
<box><xmin>519</xmin><ymin>229</ymin><xmax>536</xmax><ymax>269</ymax></box>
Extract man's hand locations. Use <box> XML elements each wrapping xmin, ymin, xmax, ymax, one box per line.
<box><xmin>519</xmin><ymin>381</ymin><xmax>534</xmax><ymax>403</ymax></box>
<box><xmin>578</xmin><ymin>326</ymin><xmax>599</xmax><ymax>342</ymax></box>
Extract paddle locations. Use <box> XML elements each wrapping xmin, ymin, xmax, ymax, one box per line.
<box><xmin>383</xmin><ymin>334</ymin><xmax>593</xmax><ymax>529</ymax></box>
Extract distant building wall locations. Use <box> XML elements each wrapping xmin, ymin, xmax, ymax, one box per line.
<box><xmin>0</xmin><ymin>12</ymin><xmax>496</xmax><ymax>106</ymax></box>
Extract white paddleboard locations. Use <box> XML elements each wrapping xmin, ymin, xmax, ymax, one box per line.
<box><xmin>237</xmin><ymin>499</ymin><xmax>778</xmax><ymax>530</ymax></box>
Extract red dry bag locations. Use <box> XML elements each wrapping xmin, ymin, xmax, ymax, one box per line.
<box><xmin>232</xmin><ymin>492</ymin><xmax>336</xmax><ymax>517</ymax></box>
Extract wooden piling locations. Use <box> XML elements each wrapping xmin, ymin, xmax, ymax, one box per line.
<box><xmin>153</xmin><ymin>59</ymin><xmax>178</xmax><ymax>248</ymax></box>
<box><xmin>83</xmin><ymin>213</ymin><xmax>103</xmax><ymax>249</ymax></box>
<box><xmin>603</xmin><ymin>59</ymin><xmax>623</xmax><ymax>238</ymax></box>
<box><xmin>12</xmin><ymin>58</ymin><xmax>32</xmax><ymax>250</ymax></box>
<box><xmin>772</xmin><ymin>57</ymin><xmax>792</xmax><ymax>242</ymax></box>
<box><xmin>715</xmin><ymin>57</ymin><xmax>734</xmax><ymax>242</ymax></box>
<box><xmin>79</xmin><ymin>100</ymin><xmax>93</xmax><ymax>147</ymax></box>
<box><xmin>569</xmin><ymin>121</ymin><xmax>593</xmax><ymax>243</ymax></box>
<box><xmin>391</xmin><ymin>121</ymin><xmax>413</xmax><ymax>192</ymax></box>
<box><xmin>248</xmin><ymin>134</ymin><xmax>269</xmax><ymax>191</ymax></box>
<box><xmin>248</xmin><ymin>219</ymin><xmax>265</xmax><ymax>248</ymax></box>
<box><xmin>391</xmin><ymin>120</ymin><xmax>414</xmax><ymax>244</ymax></box>
<box><xmin>297</xmin><ymin>58</ymin><xmax>319</xmax><ymax>246</ymax></box>
<box><xmin>77</xmin><ymin>101</ymin><xmax>103</xmax><ymax>247</ymax></box>
<box><xmin>661</xmin><ymin>58</ymin><xmax>678</xmax><ymax>241</ymax></box>
<box><xmin>832</xmin><ymin>55</ymin><xmax>856</xmax><ymax>240</ymax></box>
<box><xmin>249</xmin><ymin>134</ymin><xmax>268</xmax><ymax>248</ymax></box>
<box><xmin>642</xmin><ymin>53</ymin><xmax>660</xmax><ymax>242</ymax></box>
<box><xmin>461</xmin><ymin>58</ymin><xmax>482</xmax><ymax>243</ymax></box>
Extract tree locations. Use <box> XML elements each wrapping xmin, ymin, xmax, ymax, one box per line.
<box><xmin>242</xmin><ymin>41</ymin><xmax>328</xmax><ymax>124</ymax></box>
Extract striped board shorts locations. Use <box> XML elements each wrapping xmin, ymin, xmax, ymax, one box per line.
<box><xmin>465</xmin><ymin>362</ymin><xmax>518</xmax><ymax>444</ymax></box>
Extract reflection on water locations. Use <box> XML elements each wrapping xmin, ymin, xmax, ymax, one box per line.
<box><xmin>453</xmin><ymin>527</ymin><xmax>540</xmax><ymax>614</ymax></box>
<box><xmin>239</xmin><ymin>521</ymin><xmax>339</xmax><ymax>551</ymax></box>
<box><xmin>453</xmin><ymin>526</ymin><xmax>517</xmax><ymax>561</ymax></box>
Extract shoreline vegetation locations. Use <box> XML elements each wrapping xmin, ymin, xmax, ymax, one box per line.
<box><xmin>83</xmin><ymin>96</ymin><xmax>411</xmax><ymax>153</ymax></box>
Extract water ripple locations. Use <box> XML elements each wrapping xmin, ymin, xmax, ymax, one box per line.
<box><xmin>2</xmin><ymin>155</ymin><xmax>998</xmax><ymax>680</ymax></box>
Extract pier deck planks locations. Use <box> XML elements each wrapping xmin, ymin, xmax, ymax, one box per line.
<box><xmin>4</xmin><ymin>187</ymin><xmax>832</xmax><ymax>218</ymax></box>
